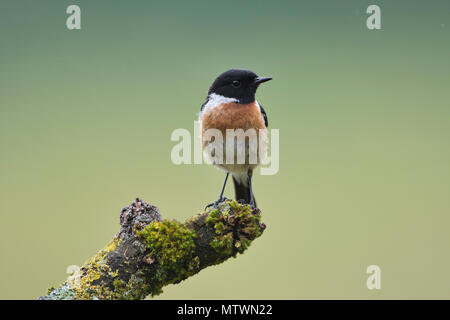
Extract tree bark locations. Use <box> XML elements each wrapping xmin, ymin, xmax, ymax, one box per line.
<box><xmin>39</xmin><ymin>198</ymin><xmax>265</xmax><ymax>300</ymax></box>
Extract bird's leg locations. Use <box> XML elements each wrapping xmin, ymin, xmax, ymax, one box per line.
<box><xmin>205</xmin><ymin>172</ymin><xmax>229</xmax><ymax>209</ymax></box>
<box><xmin>247</xmin><ymin>169</ymin><xmax>256</xmax><ymax>209</ymax></box>
<box><xmin>217</xmin><ymin>172</ymin><xmax>229</xmax><ymax>204</ymax></box>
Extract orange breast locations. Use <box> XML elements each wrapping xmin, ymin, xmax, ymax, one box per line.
<box><xmin>201</xmin><ymin>101</ymin><xmax>265</xmax><ymax>135</ymax></box>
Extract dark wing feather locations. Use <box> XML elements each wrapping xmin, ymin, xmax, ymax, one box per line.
<box><xmin>259</xmin><ymin>103</ymin><xmax>268</xmax><ymax>127</ymax></box>
<box><xmin>200</xmin><ymin>98</ymin><xmax>208</xmax><ymax>112</ymax></box>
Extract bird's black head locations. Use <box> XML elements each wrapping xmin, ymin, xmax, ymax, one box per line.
<box><xmin>208</xmin><ymin>69</ymin><xmax>272</xmax><ymax>104</ymax></box>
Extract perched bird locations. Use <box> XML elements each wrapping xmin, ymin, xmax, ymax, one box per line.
<box><xmin>199</xmin><ymin>69</ymin><xmax>272</xmax><ymax>208</ymax></box>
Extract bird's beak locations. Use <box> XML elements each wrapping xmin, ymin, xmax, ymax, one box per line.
<box><xmin>254</xmin><ymin>77</ymin><xmax>272</xmax><ymax>84</ymax></box>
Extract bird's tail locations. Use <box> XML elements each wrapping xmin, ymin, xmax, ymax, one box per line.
<box><xmin>232</xmin><ymin>174</ymin><xmax>256</xmax><ymax>206</ymax></box>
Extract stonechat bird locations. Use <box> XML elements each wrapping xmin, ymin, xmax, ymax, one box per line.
<box><xmin>199</xmin><ymin>69</ymin><xmax>272</xmax><ymax>209</ymax></box>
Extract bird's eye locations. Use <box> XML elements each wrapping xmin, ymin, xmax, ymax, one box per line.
<box><xmin>232</xmin><ymin>80</ymin><xmax>241</xmax><ymax>88</ymax></box>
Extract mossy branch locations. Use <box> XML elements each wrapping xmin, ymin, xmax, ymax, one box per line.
<box><xmin>39</xmin><ymin>198</ymin><xmax>265</xmax><ymax>300</ymax></box>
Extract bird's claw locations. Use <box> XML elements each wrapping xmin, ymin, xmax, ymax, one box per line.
<box><xmin>251</xmin><ymin>206</ymin><xmax>260</xmax><ymax>214</ymax></box>
<box><xmin>206</xmin><ymin>198</ymin><xmax>259</xmax><ymax>214</ymax></box>
<box><xmin>236</xmin><ymin>199</ymin><xmax>259</xmax><ymax>213</ymax></box>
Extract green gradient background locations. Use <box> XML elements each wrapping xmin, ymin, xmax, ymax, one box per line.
<box><xmin>1</xmin><ymin>0</ymin><xmax>449</xmax><ymax>299</ymax></box>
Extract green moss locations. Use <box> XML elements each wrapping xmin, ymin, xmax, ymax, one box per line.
<box><xmin>214</xmin><ymin>221</ymin><xmax>225</xmax><ymax>234</ymax></box>
<box><xmin>136</xmin><ymin>219</ymin><xmax>197</xmax><ymax>284</ymax></box>
<box><xmin>69</xmin><ymin>238</ymin><xmax>124</xmax><ymax>300</ymax></box>
<box><xmin>113</xmin><ymin>279</ymin><xmax>125</xmax><ymax>291</ymax></box>
<box><xmin>210</xmin><ymin>233</ymin><xmax>233</xmax><ymax>255</ymax></box>
<box><xmin>206</xmin><ymin>209</ymin><xmax>221</xmax><ymax>227</ymax></box>
<box><xmin>207</xmin><ymin>200</ymin><xmax>262</xmax><ymax>259</ymax></box>
<box><xmin>47</xmin><ymin>286</ymin><xmax>56</xmax><ymax>294</ymax></box>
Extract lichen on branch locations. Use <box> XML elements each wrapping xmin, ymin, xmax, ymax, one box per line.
<box><xmin>39</xmin><ymin>198</ymin><xmax>265</xmax><ymax>300</ymax></box>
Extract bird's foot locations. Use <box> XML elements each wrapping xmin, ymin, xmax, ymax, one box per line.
<box><xmin>249</xmin><ymin>202</ymin><xmax>260</xmax><ymax>214</ymax></box>
<box><xmin>251</xmin><ymin>206</ymin><xmax>261</xmax><ymax>215</ymax></box>
<box><xmin>205</xmin><ymin>197</ymin><xmax>229</xmax><ymax>210</ymax></box>
<box><xmin>236</xmin><ymin>199</ymin><xmax>259</xmax><ymax>214</ymax></box>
